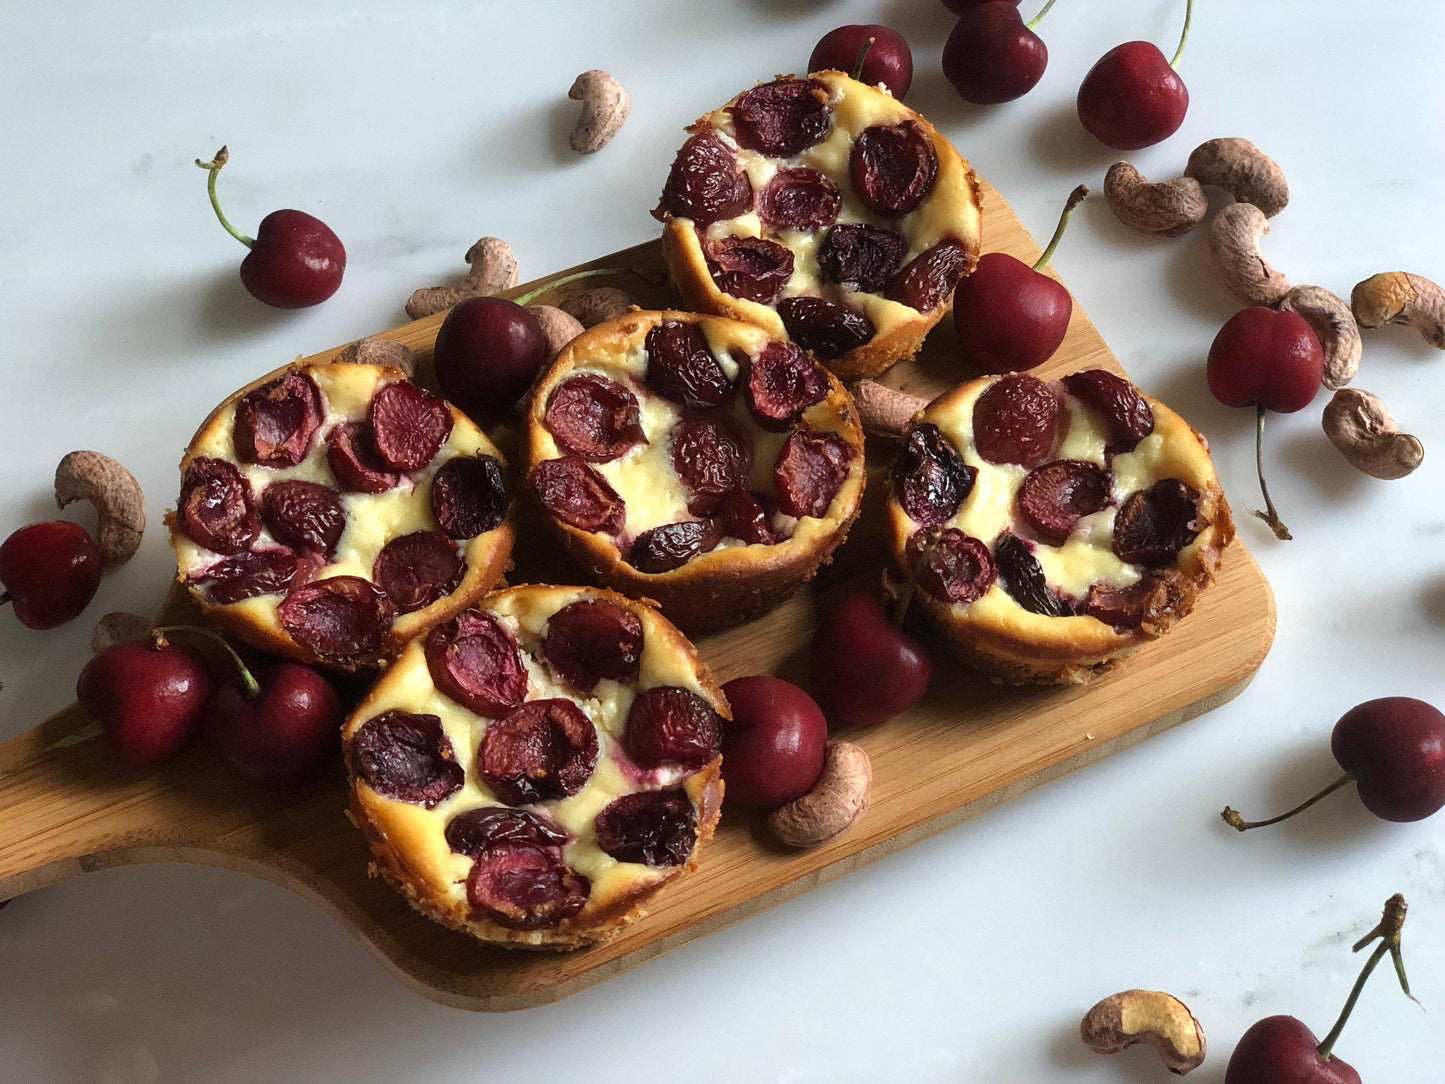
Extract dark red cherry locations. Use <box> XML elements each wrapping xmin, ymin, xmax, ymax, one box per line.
<box><xmin>0</xmin><ymin>521</ymin><xmax>102</xmax><ymax>629</ymax></box>
<box><xmin>1224</xmin><ymin>698</ymin><xmax>1445</xmax><ymax>830</ymax></box>
<box><xmin>197</xmin><ymin>148</ymin><xmax>344</xmax><ymax>309</ymax></box>
<box><xmin>809</xmin><ymin>594</ymin><xmax>931</xmax><ymax>729</ymax></box>
<box><xmin>942</xmin><ymin>2</ymin><xmax>1049</xmax><ymax>105</ymax></box>
<box><xmin>77</xmin><ymin>636</ymin><xmax>214</xmax><ymax>766</ymax></box>
<box><xmin>1076</xmin><ymin>0</ymin><xmax>1193</xmax><ymax>150</ymax></box>
<box><xmin>205</xmin><ymin>662</ymin><xmax>343</xmax><ymax>788</ymax></box>
<box><xmin>809</xmin><ymin>25</ymin><xmax>914</xmax><ymax>100</ymax></box>
<box><xmin>433</xmin><ymin>296</ymin><xmax>548</xmax><ymax>417</ymax></box>
<box><xmin>719</xmin><ymin>676</ymin><xmax>828</xmax><ymax>809</ymax></box>
<box><xmin>1207</xmin><ymin>306</ymin><xmax>1323</xmax><ymax>540</ymax></box>
<box><xmin>953</xmin><ymin>185</ymin><xmax>1085</xmax><ymax>373</ymax></box>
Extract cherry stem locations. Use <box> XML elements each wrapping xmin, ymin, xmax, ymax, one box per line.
<box><xmin>1251</xmin><ymin>403</ymin><xmax>1292</xmax><ymax>541</ymax></box>
<box><xmin>1220</xmin><ymin>772</ymin><xmax>1354</xmax><ymax>832</ymax></box>
<box><xmin>1317</xmin><ymin>894</ymin><xmax>1412</xmax><ymax>1061</ymax></box>
<box><xmin>850</xmin><ymin>37</ymin><xmax>876</xmax><ymax>82</ymax></box>
<box><xmin>1032</xmin><ymin>185</ymin><xmax>1089</xmax><ymax>273</ymax></box>
<box><xmin>196</xmin><ymin>146</ymin><xmax>255</xmax><ymax>250</ymax></box>
<box><xmin>152</xmin><ymin>623</ymin><xmax>260</xmax><ymax>699</ymax></box>
<box><xmin>513</xmin><ymin>267</ymin><xmax>631</xmax><ymax>308</ymax></box>
<box><xmin>1170</xmin><ymin>0</ymin><xmax>1194</xmax><ymax>70</ymax></box>
<box><xmin>1026</xmin><ymin>0</ymin><xmax>1060</xmax><ymax>31</ymax></box>
<box><xmin>892</xmin><ymin>528</ymin><xmax>940</xmax><ymax>628</ymax></box>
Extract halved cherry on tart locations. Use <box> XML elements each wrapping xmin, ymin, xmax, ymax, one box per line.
<box><xmin>655</xmin><ymin>70</ymin><xmax>983</xmax><ymax>381</ymax></box>
<box><xmin>342</xmin><ymin>584</ymin><xmax>727</xmax><ymax>949</ymax></box>
<box><xmin>171</xmin><ymin>361</ymin><xmax>515</xmax><ymax>670</ymax></box>
<box><xmin>884</xmin><ymin>369</ymin><xmax>1234</xmax><ymax>684</ymax></box>
<box><xmin>526</xmin><ymin>311</ymin><xmax>866</xmax><ymax>633</ymax></box>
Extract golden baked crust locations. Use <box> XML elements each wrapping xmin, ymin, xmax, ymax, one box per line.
<box><xmin>883</xmin><ymin>373</ymin><xmax>1235</xmax><ymax>684</ymax></box>
<box><xmin>169</xmin><ymin>361</ymin><xmax>515</xmax><ymax>670</ymax></box>
<box><xmin>342</xmin><ymin>585</ymin><xmax>727</xmax><ymax>950</ymax></box>
<box><xmin>658</xmin><ymin>70</ymin><xmax>983</xmax><ymax>380</ymax></box>
<box><xmin>524</xmin><ymin>309</ymin><xmax>866</xmax><ymax>633</ymax></box>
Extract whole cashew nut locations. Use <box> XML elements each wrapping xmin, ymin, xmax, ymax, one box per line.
<box><xmin>768</xmin><ymin>741</ymin><xmax>872</xmax><ymax>848</ymax></box>
<box><xmin>337</xmin><ymin>337</ymin><xmax>418</xmax><ymax>379</ymax></box>
<box><xmin>1350</xmin><ymin>272</ymin><xmax>1445</xmax><ymax>349</ymax></box>
<box><xmin>850</xmin><ymin>380</ymin><xmax>928</xmax><ymax>440</ymax></box>
<box><xmin>568</xmin><ymin>70</ymin><xmax>631</xmax><ymax>154</ymax></box>
<box><xmin>54</xmin><ymin>451</ymin><xmax>145</xmax><ymax>567</ymax></box>
<box><xmin>558</xmin><ymin>286</ymin><xmax>636</xmax><ymax>328</ymax></box>
<box><xmin>1279</xmin><ymin>286</ymin><xmax>1362</xmax><ymax>390</ymax></box>
<box><xmin>526</xmin><ymin>304</ymin><xmax>586</xmax><ymax>361</ymax></box>
<box><xmin>91</xmin><ymin>611</ymin><xmax>152</xmax><ymax>653</ymax></box>
<box><xmin>1081</xmin><ymin>990</ymin><xmax>1207</xmax><ymax>1076</ymax></box>
<box><xmin>1322</xmin><ymin>388</ymin><xmax>1424</xmax><ymax>480</ymax></box>
<box><xmin>1103</xmin><ymin>162</ymin><xmax>1208</xmax><ymax>238</ymax></box>
<box><xmin>406</xmin><ymin>237</ymin><xmax>520</xmax><ymax>319</ymax></box>
<box><xmin>1185</xmin><ymin>137</ymin><xmax>1289</xmax><ymax>218</ymax></box>
<box><xmin>1204</xmin><ymin>203</ymin><xmax>1291</xmax><ymax>307</ymax></box>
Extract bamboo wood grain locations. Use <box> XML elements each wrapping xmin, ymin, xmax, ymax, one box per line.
<box><xmin>0</xmin><ymin>181</ymin><xmax>1276</xmax><ymax>1011</ymax></box>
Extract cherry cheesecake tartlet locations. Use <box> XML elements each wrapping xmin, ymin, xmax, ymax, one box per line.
<box><xmin>654</xmin><ymin>69</ymin><xmax>983</xmax><ymax>381</ymax></box>
<box><xmin>525</xmin><ymin>310</ymin><xmax>866</xmax><ymax>633</ymax></box>
<box><xmin>884</xmin><ymin>369</ymin><xmax>1235</xmax><ymax>684</ymax></box>
<box><xmin>170</xmin><ymin>361</ymin><xmax>514</xmax><ymax>670</ymax></box>
<box><xmin>343</xmin><ymin>585</ymin><xmax>726</xmax><ymax>949</ymax></box>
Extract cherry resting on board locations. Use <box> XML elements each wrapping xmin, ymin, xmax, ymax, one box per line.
<box><xmin>196</xmin><ymin>146</ymin><xmax>345</xmax><ymax>308</ymax></box>
<box><xmin>76</xmin><ymin>631</ymin><xmax>214</xmax><ymax>765</ymax></box>
<box><xmin>1077</xmin><ymin>0</ymin><xmax>1194</xmax><ymax>149</ymax></box>
<box><xmin>809</xmin><ymin>593</ymin><xmax>931</xmax><ymax>728</ymax></box>
<box><xmin>719</xmin><ymin>676</ymin><xmax>829</xmax><ymax>810</ymax></box>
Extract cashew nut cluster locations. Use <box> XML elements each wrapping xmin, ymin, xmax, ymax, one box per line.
<box><xmin>406</xmin><ymin>236</ymin><xmax>520</xmax><ymax>319</ymax></box>
<box><xmin>768</xmin><ymin>742</ymin><xmax>872</xmax><ymax>848</ymax></box>
<box><xmin>1080</xmin><ymin>989</ymin><xmax>1206</xmax><ymax>1076</ymax></box>
<box><xmin>568</xmin><ymin>70</ymin><xmax>631</xmax><ymax>154</ymax></box>
<box><xmin>54</xmin><ymin>450</ymin><xmax>145</xmax><ymax>567</ymax></box>
<box><xmin>1103</xmin><ymin>162</ymin><xmax>1208</xmax><ymax>238</ymax></box>
<box><xmin>1323</xmin><ymin>388</ymin><xmax>1424</xmax><ymax>480</ymax></box>
<box><xmin>1351</xmin><ymin>271</ymin><xmax>1445</xmax><ymax>349</ymax></box>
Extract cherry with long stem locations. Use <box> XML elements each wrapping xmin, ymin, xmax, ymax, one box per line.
<box><xmin>1222</xmin><ymin>773</ymin><xmax>1352</xmax><ymax>831</ymax></box>
<box><xmin>1253</xmin><ymin>404</ymin><xmax>1292</xmax><ymax>540</ymax></box>
<box><xmin>1033</xmin><ymin>183</ymin><xmax>1087</xmax><ymax>274</ymax></box>
<box><xmin>1317</xmin><ymin>894</ymin><xmax>1415</xmax><ymax>1062</ymax></box>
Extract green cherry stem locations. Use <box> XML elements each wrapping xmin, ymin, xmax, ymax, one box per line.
<box><xmin>1032</xmin><ymin>185</ymin><xmax>1089</xmax><ymax>273</ymax></box>
<box><xmin>1026</xmin><ymin>0</ymin><xmax>1060</xmax><ymax>31</ymax></box>
<box><xmin>1317</xmin><ymin>894</ymin><xmax>1413</xmax><ymax>1061</ymax></box>
<box><xmin>1221</xmin><ymin>773</ymin><xmax>1354</xmax><ymax>832</ymax></box>
<box><xmin>153</xmin><ymin>623</ymin><xmax>260</xmax><ymax>699</ymax></box>
<box><xmin>1169</xmin><ymin>0</ymin><xmax>1194</xmax><ymax>70</ymax></box>
<box><xmin>850</xmin><ymin>37</ymin><xmax>876</xmax><ymax>81</ymax></box>
<box><xmin>1251</xmin><ymin>403</ymin><xmax>1292</xmax><ymax>541</ymax></box>
<box><xmin>196</xmin><ymin>146</ymin><xmax>255</xmax><ymax>250</ymax></box>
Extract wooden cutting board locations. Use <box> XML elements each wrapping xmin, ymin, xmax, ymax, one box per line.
<box><xmin>0</xmin><ymin>180</ymin><xmax>1275</xmax><ymax>1011</ymax></box>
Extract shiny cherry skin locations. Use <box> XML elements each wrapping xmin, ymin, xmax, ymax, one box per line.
<box><xmin>205</xmin><ymin>662</ymin><xmax>344</xmax><ymax>788</ymax></box>
<box><xmin>809</xmin><ymin>25</ymin><xmax>913</xmax><ymax>99</ymax></box>
<box><xmin>719</xmin><ymin>676</ymin><xmax>829</xmax><ymax>810</ymax></box>
<box><xmin>76</xmin><ymin>638</ymin><xmax>214</xmax><ymax>766</ymax></box>
<box><xmin>433</xmin><ymin>296</ymin><xmax>549</xmax><ymax>418</ymax></box>
<box><xmin>942</xmin><ymin>2</ymin><xmax>1048</xmax><ymax>105</ymax></box>
<box><xmin>809</xmin><ymin>594</ymin><xmax>932</xmax><ymax>728</ymax></box>
<box><xmin>1224</xmin><ymin>1016</ymin><xmax>1359</xmax><ymax>1084</ymax></box>
<box><xmin>953</xmin><ymin>252</ymin><xmax>1071</xmax><ymax>372</ymax></box>
<box><xmin>1077</xmin><ymin>42</ymin><xmax>1189</xmax><ymax>150</ymax></box>
<box><xmin>1207</xmin><ymin>308</ymin><xmax>1323</xmax><ymax>413</ymax></box>
<box><xmin>1332</xmin><ymin>697</ymin><xmax>1445</xmax><ymax>822</ymax></box>
<box><xmin>240</xmin><ymin>209</ymin><xmax>346</xmax><ymax>309</ymax></box>
<box><xmin>0</xmin><ymin>521</ymin><xmax>102</xmax><ymax>630</ymax></box>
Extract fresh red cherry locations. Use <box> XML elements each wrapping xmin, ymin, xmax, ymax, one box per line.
<box><xmin>809</xmin><ymin>594</ymin><xmax>932</xmax><ymax>728</ymax></box>
<box><xmin>76</xmin><ymin>635</ymin><xmax>214</xmax><ymax>765</ymax></box>
<box><xmin>953</xmin><ymin>185</ymin><xmax>1085</xmax><ymax>373</ymax></box>
<box><xmin>1207</xmin><ymin>306</ymin><xmax>1323</xmax><ymax>539</ymax></box>
<box><xmin>719</xmin><ymin>676</ymin><xmax>829</xmax><ymax>810</ymax></box>
<box><xmin>196</xmin><ymin>146</ymin><xmax>345</xmax><ymax>309</ymax></box>
<box><xmin>942</xmin><ymin>0</ymin><xmax>1056</xmax><ymax>105</ymax></box>
<box><xmin>205</xmin><ymin>661</ymin><xmax>344</xmax><ymax>788</ymax></box>
<box><xmin>810</xmin><ymin>25</ymin><xmax>913</xmax><ymax>99</ymax></box>
<box><xmin>1224</xmin><ymin>697</ymin><xmax>1445</xmax><ymax>832</ymax></box>
<box><xmin>1225</xmin><ymin>895</ymin><xmax>1413</xmax><ymax>1084</ymax></box>
<box><xmin>1077</xmin><ymin>0</ymin><xmax>1193</xmax><ymax>149</ymax></box>
<box><xmin>0</xmin><ymin>520</ymin><xmax>102</xmax><ymax>630</ymax></box>
<box><xmin>433</xmin><ymin>296</ymin><xmax>547</xmax><ymax>418</ymax></box>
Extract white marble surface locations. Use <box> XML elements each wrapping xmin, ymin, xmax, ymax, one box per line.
<box><xmin>2</xmin><ymin>1</ymin><xmax>1443</xmax><ymax>1080</ymax></box>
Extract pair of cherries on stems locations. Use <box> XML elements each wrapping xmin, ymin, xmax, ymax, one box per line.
<box><xmin>943</xmin><ymin>0</ymin><xmax>1194</xmax><ymax>151</ymax></box>
<box><xmin>75</xmin><ymin>626</ymin><xmax>343</xmax><ymax>788</ymax></box>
